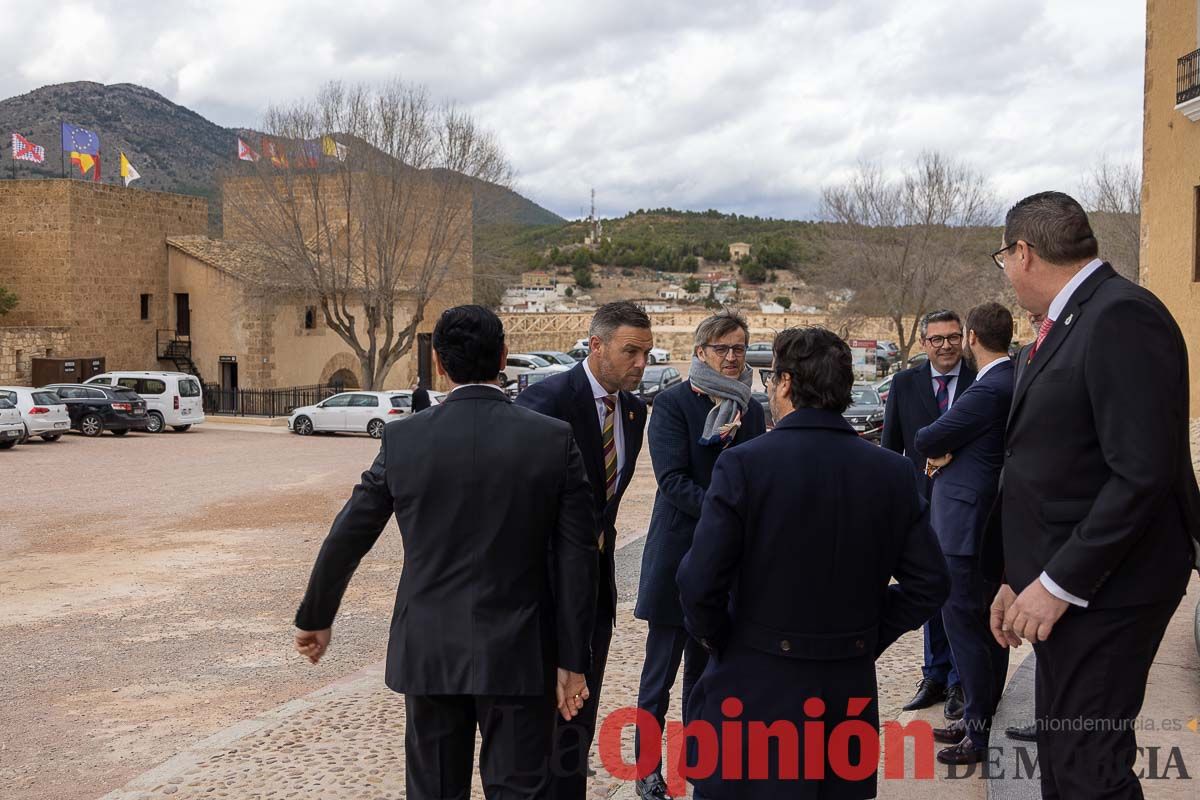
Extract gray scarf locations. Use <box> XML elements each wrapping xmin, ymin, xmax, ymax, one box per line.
<box><xmin>689</xmin><ymin>356</ymin><xmax>753</xmax><ymax>446</ymax></box>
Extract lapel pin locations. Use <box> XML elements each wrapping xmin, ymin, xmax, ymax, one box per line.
<box><xmin>1064</xmin><ymin>313</ymin><xmax>1074</xmax><ymax>326</ymax></box>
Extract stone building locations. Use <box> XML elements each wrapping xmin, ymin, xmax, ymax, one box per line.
<box><xmin>1143</xmin><ymin>2</ymin><xmax>1200</xmax><ymax>415</ymax></box>
<box><xmin>729</xmin><ymin>242</ymin><xmax>751</xmax><ymax>261</ymax></box>
<box><xmin>0</xmin><ymin>180</ymin><xmax>207</xmax><ymax>383</ymax></box>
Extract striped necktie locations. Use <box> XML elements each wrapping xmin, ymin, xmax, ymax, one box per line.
<box><xmin>602</xmin><ymin>395</ymin><xmax>618</xmax><ymax>501</ymax></box>
<box><xmin>1028</xmin><ymin>316</ymin><xmax>1055</xmax><ymax>363</ymax></box>
<box><xmin>933</xmin><ymin>375</ymin><xmax>950</xmax><ymax>416</ymax></box>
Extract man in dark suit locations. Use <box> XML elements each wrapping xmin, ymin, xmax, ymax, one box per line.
<box><xmin>984</xmin><ymin>192</ymin><xmax>1200</xmax><ymax>799</ymax></box>
<box><xmin>293</xmin><ymin>305</ymin><xmax>598</xmax><ymax>800</ymax></box>
<box><xmin>914</xmin><ymin>302</ymin><xmax>1015</xmax><ymax>765</ymax></box>
<box><xmin>677</xmin><ymin>327</ymin><xmax>950</xmax><ymax>800</ymax></box>
<box><xmin>632</xmin><ymin>310</ymin><xmax>766</xmax><ymax>800</ymax></box>
<box><xmin>517</xmin><ymin>301</ymin><xmax>653</xmax><ymax>800</ymax></box>
<box><xmin>881</xmin><ymin>309</ymin><xmax>976</xmax><ymax>718</ymax></box>
<box><xmin>411</xmin><ymin>379</ymin><xmax>431</xmax><ymax>413</ymax></box>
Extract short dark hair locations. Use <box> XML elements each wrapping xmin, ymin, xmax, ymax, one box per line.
<box><xmin>920</xmin><ymin>309</ymin><xmax>962</xmax><ymax>340</ymax></box>
<box><xmin>966</xmin><ymin>302</ymin><xmax>1014</xmax><ymax>354</ymax></box>
<box><xmin>589</xmin><ymin>301</ymin><xmax>651</xmax><ymax>341</ymax></box>
<box><xmin>432</xmin><ymin>305</ymin><xmax>505</xmax><ymax>384</ymax></box>
<box><xmin>772</xmin><ymin>327</ymin><xmax>853</xmax><ymax>412</ymax></box>
<box><xmin>694</xmin><ymin>309</ymin><xmax>750</xmax><ymax>347</ymax></box>
<box><xmin>1003</xmin><ymin>191</ymin><xmax>1099</xmax><ymax>266</ymax></box>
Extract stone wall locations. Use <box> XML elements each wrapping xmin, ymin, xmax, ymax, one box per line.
<box><xmin>0</xmin><ymin>326</ymin><xmax>70</xmax><ymax>385</ymax></box>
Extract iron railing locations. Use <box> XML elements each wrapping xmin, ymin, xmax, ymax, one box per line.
<box><xmin>1178</xmin><ymin>48</ymin><xmax>1200</xmax><ymax>105</ymax></box>
<box><xmin>202</xmin><ymin>382</ymin><xmax>343</xmax><ymax>417</ymax></box>
<box><xmin>156</xmin><ymin>329</ymin><xmax>191</xmax><ymax>359</ymax></box>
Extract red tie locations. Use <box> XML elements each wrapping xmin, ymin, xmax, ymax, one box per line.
<box><xmin>1028</xmin><ymin>317</ymin><xmax>1055</xmax><ymax>362</ymax></box>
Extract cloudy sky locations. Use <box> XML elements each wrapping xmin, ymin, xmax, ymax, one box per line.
<box><xmin>0</xmin><ymin>0</ymin><xmax>1144</xmax><ymax>220</ymax></box>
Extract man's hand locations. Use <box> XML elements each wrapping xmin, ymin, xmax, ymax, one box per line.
<box><xmin>989</xmin><ymin>585</ymin><xmax>1022</xmax><ymax>648</ymax></box>
<box><xmin>925</xmin><ymin>453</ymin><xmax>953</xmax><ymax>477</ymax></box>
<box><xmin>556</xmin><ymin>668</ymin><xmax>590</xmax><ymax>721</ymax></box>
<box><xmin>295</xmin><ymin>628</ymin><xmax>332</xmax><ymax>664</ymax></box>
<box><xmin>1003</xmin><ymin>579</ymin><xmax>1069</xmax><ymax>643</ymax></box>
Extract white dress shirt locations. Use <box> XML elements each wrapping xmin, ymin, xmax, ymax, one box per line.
<box><xmin>930</xmin><ymin>360</ymin><xmax>963</xmax><ymax>411</ymax></box>
<box><xmin>448</xmin><ymin>382</ymin><xmax>506</xmax><ymax>395</ymax></box>
<box><xmin>974</xmin><ymin>355</ymin><xmax>1010</xmax><ymax>382</ymax></box>
<box><xmin>582</xmin><ymin>357</ymin><xmax>625</xmax><ymax>478</ymax></box>
<box><xmin>1036</xmin><ymin>257</ymin><xmax>1105</xmax><ymax>609</ymax></box>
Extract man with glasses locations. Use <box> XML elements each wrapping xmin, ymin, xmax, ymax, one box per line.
<box><xmin>632</xmin><ymin>310</ymin><xmax>766</xmax><ymax>800</ymax></box>
<box><xmin>881</xmin><ymin>309</ymin><xmax>976</xmax><ymax>720</ymax></box>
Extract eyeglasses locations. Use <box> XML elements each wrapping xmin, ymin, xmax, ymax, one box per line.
<box><xmin>991</xmin><ymin>240</ymin><xmax>1036</xmax><ymax>269</ymax></box>
<box><xmin>703</xmin><ymin>344</ymin><xmax>747</xmax><ymax>358</ymax></box>
<box><xmin>758</xmin><ymin>369</ymin><xmax>776</xmax><ymax>387</ymax></box>
<box><xmin>924</xmin><ymin>333</ymin><xmax>963</xmax><ymax>347</ymax></box>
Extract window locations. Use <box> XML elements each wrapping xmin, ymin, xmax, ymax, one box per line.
<box><xmin>85</xmin><ymin>389</ymin><xmax>108</xmax><ymax>400</ymax></box>
<box><xmin>32</xmin><ymin>391</ymin><xmax>59</xmax><ymax>405</ymax></box>
<box><xmin>14</xmin><ymin>349</ymin><xmax>22</xmax><ymax>377</ymax></box>
<box><xmin>178</xmin><ymin>379</ymin><xmax>201</xmax><ymax>397</ymax></box>
<box><xmin>0</xmin><ymin>391</ymin><xmax>15</xmax><ymax>404</ymax></box>
<box><xmin>350</xmin><ymin>394</ymin><xmax>379</xmax><ymax>407</ymax></box>
<box><xmin>304</xmin><ymin>306</ymin><xmax>317</xmax><ymax>330</ymax></box>
<box><xmin>140</xmin><ymin>294</ymin><xmax>151</xmax><ymax>321</ymax></box>
<box><xmin>322</xmin><ymin>394</ymin><xmax>352</xmax><ymax>408</ymax></box>
<box><xmin>140</xmin><ymin>379</ymin><xmax>167</xmax><ymax>395</ymax></box>
<box><xmin>116</xmin><ymin>378</ymin><xmax>140</xmax><ymax>390</ymax></box>
<box><xmin>389</xmin><ymin>395</ymin><xmax>413</xmax><ymax>408</ymax></box>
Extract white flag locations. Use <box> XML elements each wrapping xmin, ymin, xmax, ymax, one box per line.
<box><xmin>120</xmin><ymin>152</ymin><xmax>141</xmax><ymax>186</ymax></box>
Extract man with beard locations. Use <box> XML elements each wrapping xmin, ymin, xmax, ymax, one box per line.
<box><xmin>881</xmin><ymin>310</ymin><xmax>977</xmax><ymax>720</ymax></box>
<box><xmin>677</xmin><ymin>326</ymin><xmax>949</xmax><ymax>800</ymax></box>
<box><xmin>517</xmin><ymin>301</ymin><xmax>654</xmax><ymax>800</ymax></box>
<box><xmin>632</xmin><ymin>310</ymin><xmax>766</xmax><ymax>800</ymax></box>
<box><xmin>914</xmin><ymin>302</ymin><xmax>1015</xmax><ymax>764</ymax></box>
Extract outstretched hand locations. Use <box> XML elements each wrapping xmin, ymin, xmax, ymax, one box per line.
<box><xmin>295</xmin><ymin>627</ymin><xmax>332</xmax><ymax>664</ymax></box>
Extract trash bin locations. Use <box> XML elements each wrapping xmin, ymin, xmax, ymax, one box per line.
<box><xmin>31</xmin><ymin>357</ymin><xmax>81</xmax><ymax>386</ymax></box>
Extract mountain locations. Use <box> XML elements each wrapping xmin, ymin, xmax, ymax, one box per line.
<box><xmin>0</xmin><ymin>81</ymin><xmax>562</xmax><ymax>232</ymax></box>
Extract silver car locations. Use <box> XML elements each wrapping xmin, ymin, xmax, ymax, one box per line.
<box><xmin>0</xmin><ymin>386</ymin><xmax>71</xmax><ymax>442</ymax></box>
<box><xmin>0</xmin><ymin>397</ymin><xmax>25</xmax><ymax>449</ymax></box>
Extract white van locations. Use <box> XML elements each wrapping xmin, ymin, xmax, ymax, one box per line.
<box><xmin>84</xmin><ymin>371</ymin><xmax>205</xmax><ymax>433</ymax></box>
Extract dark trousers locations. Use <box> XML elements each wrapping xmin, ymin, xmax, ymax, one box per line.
<box><xmin>941</xmin><ymin>555</ymin><xmax>1009</xmax><ymax>747</ymax></box>
<box><xmin>634</xmin><ymin>621</ymin><xmax>709</xmax><ymax>770</ymax></box>
<box><xmin>405</xmin><ymin>690</ymin><xmax>555</xmax><ymax>800</ymax></box>
<box><xmin>547</xmin><ymin>606</ymin><xmax>615</xmax><ymax>800</ymax></box>
<box><xmin>923</xmin><ymin>610</ymin><xmax>960</xmax><ymax>687</ymax></box>
<box><xmin>1033</xmin><ymin>594</ymin><xmax>1181</xmax><ymax>799</ymax></box>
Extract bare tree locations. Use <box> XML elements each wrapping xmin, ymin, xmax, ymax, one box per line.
<box><xmin>818</xmin><ymin>152</ymin><xmax>1002</xmax><ymax>360</ymax></box>
<box><xmin>1079</xmin><ymin>158</ymin><xmax>1141</xmax><ymax>283</ymax></box>
<box><xmin>224</xmin><ymin>81</ymin><xmax>513</xmax><ymax>389</ymax></box>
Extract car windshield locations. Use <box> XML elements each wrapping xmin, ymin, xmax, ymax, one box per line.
<box><xmin>178</xmin><ymin>379</ymin><xmax>201</xmax><ymax>397</ymax></box>
<box><xmin>640</xmin><ymin>367</ymin><xmax>668</xmax><ymax>387</ymax></box>
<box><xmin>851</xmin><ymin>387</ymin><xmax>881</xmax><ymax>405</ymax></box>
<box><xmin>524</xmin><ymin>355</ymin><xmax>551</xmax><ymax>367</ymax></box>
<box><xmin>32</xmin><ymin>391</ymin><xmax>60</xmax><ymax>405</ymax></box>
<box><xmin>389</xmin><ymin>395</ymin><xmax>412</xmax><ymax>408</ymax></box>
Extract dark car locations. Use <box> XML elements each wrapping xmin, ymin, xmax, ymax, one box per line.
<box><xmin>907</xmin><ymin>351</ymin><xmax>929</xmax><ymax>368</ymax></box>
<box><xmin>41</xmin><ymin>383</ymin><xmax>150</xmax><ymax>437</ymax></box>
<box><xmin>842</xmin><ymin>385</ymin><xmax>885</xmax><ymax>443</ymax></box>
<box><xmin>745</xmin><ymin>341</ymin><xmax>774</xmax><ymax>367</ymax></box>
<box><xmin>635</xmin><ymin>365</ymin><xmax>683</xmax><ymax>405</ymax></box>
<box><xmin>567</xmin><ymin>346</ymin><xmax>589</xmax><ymax>361</ymax></box>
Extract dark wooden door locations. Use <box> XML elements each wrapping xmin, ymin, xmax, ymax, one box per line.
<box><xmin>175</xmin><ymin>293</ymin><xmax>191</xmax><ymax>336</ymax></box>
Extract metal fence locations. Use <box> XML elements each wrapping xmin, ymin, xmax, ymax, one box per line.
<box><xmin>202</xmin><ymin>383</ymin><xmax>343</xmax><ymax>418</ymax></box>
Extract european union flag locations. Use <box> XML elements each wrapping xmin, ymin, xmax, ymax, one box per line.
<box><xmin>61</xmin><ymin>123</ymin><xmax>99</xmax><ymax>155</ymax></box>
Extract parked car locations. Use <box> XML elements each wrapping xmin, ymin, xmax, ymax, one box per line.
<box><xmin>842</xmin><ymin>385</ymin><xmax>885</xmax><ymax>442</ymax></box>
<box><xmin>746</xmin><ymin>341</ymin><xmax>774</xmax><ymax>367</ymax></box>
<box><xmin>288</xmin><ymin>390</ymin><xmax>445</xmax><ymax>439</ymax></box>
<box><xmin>41</xmin><ymin>384</ymin><xmax>149</xmax><ymax>437</ymax></box>
<box><xmin>873</xmin><ymin>374</ymin><xmax>894</xmax><ymax>405</ymax></box>
<box><xmin>635</xmin><ymin>364</ymin><xmax>683</xmax><ymax>405</ymax></box>
<box><xmin>573</xmin><ymin>338</ymin><xmax>590</xmax><ymax>350</ymax></box>
<box><xmin>0</xmin><ymin>386</ymin><xmax>71</xmax><ymax>441</ymax></box>
<box><xmin>567</xmin><ymin>347</ymin><xmax>589</xmax><ymax>361</ymax></box>
<box><xmin>647</xmin><ymin>346</ymin><xmax>673</xmax><ymax>365</ymax></box>
<box><xmin>511</xmin><ymin>365</ymin><xmax>571</xmax><ymax>396</ymax></box>
<box><xmin>875</xmin><ymin>344</ymin><xmax>896</xmax><ymax>376</ymax></box>
<box><xmin>499</xmin><ymin>353</ymin><xmax>553</xmax><ymax>385</ymax></box>
<box><xmin>0</xmin><ymin>397</ymin><xmax>25</xmax><ymax>449</ymax></box>
<box><xmin>528</xmin><ymin>350</ymin><xmax>577</xmax><ymax>367</ymax></box>
<box><xmin>85</xmin><ymin>371</ymin><xmax>205</xmax><ymax>433</ymax></box>
<box><xmin>907</xmin><ymin>352</ymin><xmax>929</xmax><ymax>368</ymax></box>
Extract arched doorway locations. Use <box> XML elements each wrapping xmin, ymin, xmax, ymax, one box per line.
<box><xmin>329</xmin><ymin>368</ymin><xmax>360</xmax><ymax>390</ymax></box>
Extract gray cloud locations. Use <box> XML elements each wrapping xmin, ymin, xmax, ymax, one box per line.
<box><xmin>0</xmin><ymin>0</ymin><xmax>1143</xmax><ymax>219</ymax></box>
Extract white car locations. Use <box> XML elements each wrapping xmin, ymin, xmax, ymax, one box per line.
<box><xmin>0</xmin><ymin>386</ymin><xmax>71</xmax><ymax>442</ymax></box>
<box><xmin>499</xmin><ymin>354</ymin><xmax>553</xmax><ymax>386</ymax></box>
<box><xmin>85</xmin><ymin>371</ymin><xmax>205</xmax><ymax>433</ymax></box>
<box><xmin>0</xmin><ymin>395</ymin><xmax>25</xmax><ymax>449</ymax></box>
<box><xmin>288</xmin><ymin>390</ymin><xmax>445</xmax><ymax>439</ymax></box>
<box><xmin>571</xmin><ymin>340</ymin><xmax>671</xmax><ymax>364</ymax></box>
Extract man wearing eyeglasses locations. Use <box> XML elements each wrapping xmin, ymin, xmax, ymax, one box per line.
<box><xmin>632</xmin><ymin>310</ymin><xmax>766</xmax><ymax>800</ymax></box>
<box><xmin>881</xmin><ymin>309</ymin><xmax>976</xmax><ymax>720</ymax></box>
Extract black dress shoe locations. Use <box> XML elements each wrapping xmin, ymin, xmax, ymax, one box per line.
<box><xmin>635</xmin><ymin>772</ymin><xmax>673</xmax><ymax>800</ymax></box>
<box><xmin>933</xmin><ymin>719</ymin><xmax>966</xmax><ymax>744</ymax></box>
<box><xmin>943</xmin><ymin>685</ymin><xmax>965</xmax><ymax>720</ymax></box>
<box><xmin>902</xmin><ymin>678</ymin><xmax>947</xmax><ymax>711</ymax></box>
<box><xmin>936</xmin><ymin>738</ymin><xmax>987</xmax><ymax>766</ymax></box>
<box><xmin>1006</xmin><ymin>722</ymin><xmax>1037</xmax><ymax>742</ymax></box>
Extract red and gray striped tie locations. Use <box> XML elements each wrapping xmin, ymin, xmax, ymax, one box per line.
<box><xmin>600</xmin><ymin>395</ymin><xmax>617</xmax><ymax>552</ymax></box>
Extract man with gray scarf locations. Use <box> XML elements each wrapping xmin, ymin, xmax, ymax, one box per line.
<box><xmin>632</xmin><ymin>310</ymin><xmax>767</xmax><ymax>800</ymax></box>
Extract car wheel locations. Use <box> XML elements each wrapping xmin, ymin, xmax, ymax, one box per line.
<box><xmin>0</xmin><ymin>439</ymin><xmax>15</xmax><ymax>450</ymax></box>
<box><xmin>294</xmin><ymin>415</ymin><xmax>314</xmax><ymax>436</ymax></box>
<box><xmin>367</xmin><ymin>419</ymin><xmax>385</xmax><ymax>439</ymax></box>
<box><xmin>41</xmin><ymin>434</ymin><xmax>62</xmax><ymax>442</ymax></box>
<box><xmin>171</xmin><ymin>425</ymin><xmax>191</xmax><ymax>432</ymax></box>
<box><xmin>145</xmin><ymin>411</ymin><xmax>164</xmax><ymax>433</ymax></box>
<box><xmin>647</xmin><ymin>353</ymin><xmax>657</xmax><ymax>365</ymax></box>
<box><xmin>80</xmin><ymin>414</ymin><xmax>104</xmax><ymax>437</ymax></box>
<box><xmin>110</xmin><ymin>428</ymin><xmax>129</xmax><ymax>436</ymax></box>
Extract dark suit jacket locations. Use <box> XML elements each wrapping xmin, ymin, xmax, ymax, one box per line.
<box><xmin>882</xmin><ymin>360</ymin><xmax>976</xmax><ymax>493</ymax></box>
<box><xmin>981</xmin><ymin>264</ymin><xmax>1200</xmax><ymax>607</ymax></box>
<box><xmin>516</xmin><ymin>362</ymin><xmax>647</xmax><ymax>618</ymax></box>
<box><xmin>634</xmin><ymin>380</ymin><xmax>766</xmax><ymax>626</ymax></box>
<box><xmin>914</xmin><ymin>360</ymin><xmax>1014</xmax><ymax>557</ymax></box>
<box><xmin>676</xmin><ymin>409</ymin><xmax>949</xmax><ymax>800</ymax></box>
<box><xmin>411</xmin><ymin>386</ymin><xmax>431</xmax><ymax>412</ymax></box>
<box><xmin>295</xmin><ymin>385</ymin><xmax>597</xmax><ymax>695</ymax></box>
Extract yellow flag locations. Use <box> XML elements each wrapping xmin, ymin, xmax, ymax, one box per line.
<box><xmin>119</xmin><ymin>152</ymin><xmax>140</xmax><ymax>186</ymax></box>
